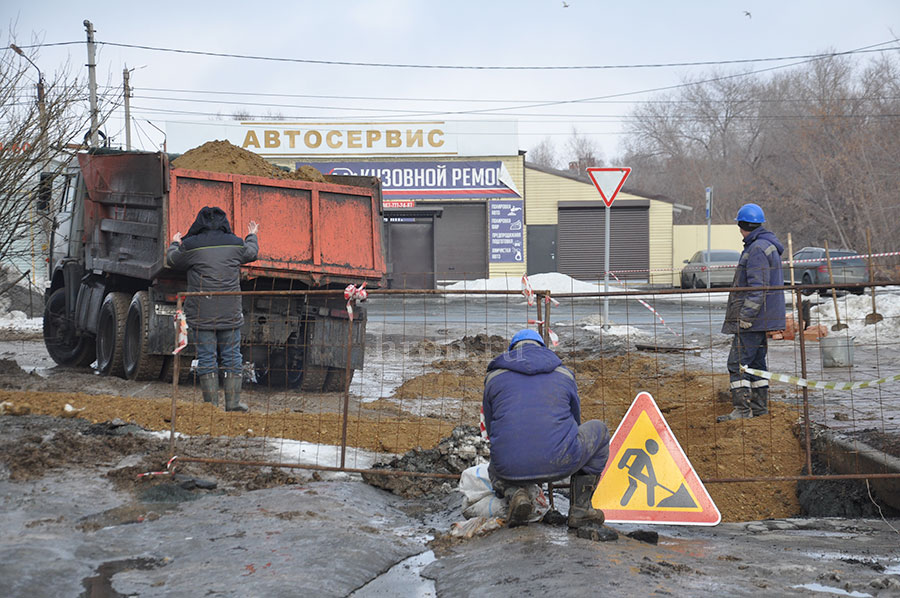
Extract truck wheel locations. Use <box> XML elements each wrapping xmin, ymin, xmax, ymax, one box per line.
<box><xmin>300</xmin><ymin>364</ymin><xmax>328</xmax><ymax>392</ymax></box>
<box><xmin>43</xmin><ymin>288</ymin><xmax>96</xmax><ymax>367</ymax></box>
<box><xmin>323</xmin><ymin>366</ymin><xmax>354</xmax><ymax>393</ymax></box>
<box><xmin>253</xmin><ymin>334</ymin><xmax>303</xmax><ymax>388</ymax></box>
<box><xmin>159</xmin><ymin>355</ymin><xmax>194</xmax><ymax>385</ymax></box>
<box><xmin>96</xmin><ymin>292</ymin><xmax>130</xmax><ymax>377</ymax></box>
<box><xmin>123</xmin><ymin>291</ymin><xmax>165</xmax><ymax>381</ymax></box>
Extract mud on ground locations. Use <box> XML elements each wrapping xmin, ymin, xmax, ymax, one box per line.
<box><xmin>0</xmin><ymin>334</ymin><xmax>892</xmax><ymax>522</ymax></box>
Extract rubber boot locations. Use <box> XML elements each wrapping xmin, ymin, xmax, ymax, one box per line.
<box><xmin>223</xmin><ymin>372</ymin><xmax>248</xmax><ymax>412</ymax></box>
<box><xmin>750</xmin><ymin>387</ymin><xmax>769</xmax><ymax>417</ymax></box>
<box><xmin>506</xmin><ymin>487</ymin><xmax>533</xmax><ymax>528</ymax></box>
<box><xmin>199</xmin><ymin>372</ymin><xmax>219</xmax><ymax>407</ymax></box>
<box><xmin>567</xmin><ymin>474</ymin><xmax>605</xmax><ymax>528</ymax></box>
<box><xmin>717</xmin><ymin>387</ymin><xmax>753</xmax><ymax>422</ymax></box>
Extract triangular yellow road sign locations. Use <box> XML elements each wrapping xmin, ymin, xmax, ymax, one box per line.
<box><xmin>593</xmin><ymin>391</ymin><xmax>720</xmax><ymax>525</ymax></box>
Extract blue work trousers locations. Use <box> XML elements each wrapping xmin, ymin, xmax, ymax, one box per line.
<box><xmin>726</xmin><ymin>330</ymin><xmax>768</xmax><ymax>390</ymax></box>
<box><xmin>194</xmin><ymin>328</ymin><xmax>242</xmax><ymax>376</ymax></box>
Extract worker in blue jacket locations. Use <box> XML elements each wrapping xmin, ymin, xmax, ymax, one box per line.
<box><xmin>482</xmin><ymin>329</ymin><xmax>610</xmax><ymax>528</ymax></box>
<box><xmin>718</xmin><ymin>203</ymin><xmax>786</xmax><ymax>422</ymax></box>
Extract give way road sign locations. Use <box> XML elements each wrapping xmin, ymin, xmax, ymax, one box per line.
<box><xmin>586</xmin><ymin>167</ymin><xmax>631</xmax><ymax>207</ymax></box>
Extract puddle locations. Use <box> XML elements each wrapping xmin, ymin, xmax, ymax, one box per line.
<box><xmin>791</xmin><ymin>583</ymin><xmax>872</xmax><ymax>597</ymax></box>
<box><xmin>80</xmin><ymin>557</ymin><xmax>165</xmax><ymax>598</ymax></box>
<box><xmin>349</xmin><ymin>550</ymin><xmax>436</xmax><ymax>597</ymax></box>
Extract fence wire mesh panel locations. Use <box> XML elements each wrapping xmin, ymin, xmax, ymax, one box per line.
<box><xmin>166</xmin><ymin>272</ymin><xmax>900</xmax><ymax>515</ymax></box>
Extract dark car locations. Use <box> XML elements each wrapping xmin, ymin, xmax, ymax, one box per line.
<box><xmin>680</xmin><ymin>250</ymin><xmax>741</xmax><ymax>289</ymax></box>
<box><xmin>783</xmin><ymin>247</ymin><xmax>868</xmax><ymax>295</ymax></box>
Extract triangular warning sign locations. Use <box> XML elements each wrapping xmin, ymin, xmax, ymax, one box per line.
<box><xmin>593</xmin><ymin>391</ymin><xmax>720</xmax><ymax>525</ymax></box>
<box><xmin>586</xmin><ymin>167</ymin><xmax>631</xmax><ymax>207</ymax></box>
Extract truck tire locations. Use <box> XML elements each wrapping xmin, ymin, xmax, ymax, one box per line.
<box><xmin>323</xmin><ymin>366</ymin><xmax>354</xmax><ymax>393</ymax></box>
<box><xmin>96</xmin><ymin>292</ymin><xmax>130</xmax><ymax>377</ymax></box>
<box><xmin>124</xmin><ymin>291</ymin><xmax>165</xmax><ymax>381</ymax></box>
<box><xmin>300</xmin><ymin>364</ymin><xmax>328</xmax><ymax>392</ymax></box>
<box><xmin>43</xmin><ymin>288</ymin><xmax>96</xmax><ymax>367</ymax></box>
<box><xmin>160</xmin><ymin>355</ymin><xmax>194</xmax><ymax>385</ymax></box>
<box><xmin>253</xmin><ymin>333</ymin><xmax>303</xmax><ymax>388</ymax></box>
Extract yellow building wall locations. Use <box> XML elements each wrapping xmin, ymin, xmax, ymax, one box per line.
<box><xmin>671</xmin><ymin>224</ymin><xmax>744</xmax><ymax>286</ymax></box>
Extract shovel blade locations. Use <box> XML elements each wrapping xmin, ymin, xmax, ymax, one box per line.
<box><xmin>864</xmin><ymin>313</ymin><xmax>884</xmax><ymax>325</ymax></box>
<box><xmin>832</xmin><ymin>323</ymin><xmax>849</xmax><ymax>331</ymax></box>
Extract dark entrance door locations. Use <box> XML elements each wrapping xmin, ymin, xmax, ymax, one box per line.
<box><xmin>387</xmin><ymin>220</ymin><xmax>435</xmax><ymax>289</ymax></box>
<box><xmin>433</xmin><ymin>203</ymin><xmax>487</xmax><ymax>282</ymax></box>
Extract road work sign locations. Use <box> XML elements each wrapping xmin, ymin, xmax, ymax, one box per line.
<box><xmin>593</xmin><ymin>392</ymin><xmax>720</xmax><ymax>525</ymax></box>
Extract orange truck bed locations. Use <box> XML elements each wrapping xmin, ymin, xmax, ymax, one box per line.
<box><xmin>79</xmin><ymin>151</ymin><xmax>385</xmax><ymax>286</ymax></box>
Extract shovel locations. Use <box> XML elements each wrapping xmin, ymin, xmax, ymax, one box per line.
<box><xmin>864</xmin><ymin>228</ymin><xmax>883</xmax><ymax>325</ymax></box>
<box><xmin>824</xmin><ymin>240</ymin><xmax>849</xmax><ymax>331</ymax></box>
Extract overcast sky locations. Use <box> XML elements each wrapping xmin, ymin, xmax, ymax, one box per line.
<box><xmin>6</xmin><ymin>0</ymin><xmax>899</xmax><ymax>161</ymax></box>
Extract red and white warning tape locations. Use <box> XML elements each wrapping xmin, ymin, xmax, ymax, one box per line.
<box><xmin>521</xmin><ymin>274</ymin><xmax>536</xmax><ymax>306</ymax></box>
<box><xmin>607</xmin><ymin>271</ymin><xmax>679</xmax><ymax>336</ymax></box>
<box><xmin>527</xmin><ymin>319</ymin><xmax>560</xmax><ymax>346</ymax></box>
<box><xmin>137</xmin><ymin>455</ymin><xmax>178</xmax><ymax>479</ymax></box>
<box><xmin>479</xmin><ymin>406</ymin><xmax>489</xmax><ymax>441</ymax></box>
<box><xmin>344</xmin><ymin>283</ymin><xmax>368</xmax><ymax>321</ymax></box>
<box><xmin>173</xmin><ymin>309</ymin><xmax>188</xmax><ymax>355</ymax></box>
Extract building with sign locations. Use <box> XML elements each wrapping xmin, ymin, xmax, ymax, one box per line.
<box><xmin>167</xmin><ymin>120</ymin><xmax>525</xmax><ymax>288</ymax></box>
<box><xmin>166</xmin><ymin>120</ymin><xmax>687</xmax><ymax>288</ymax></box>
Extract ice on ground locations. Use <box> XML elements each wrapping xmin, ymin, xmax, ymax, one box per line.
<box><xmin>268</xmin><ymin>438</ymin><xmax>388</xmax><ymax>472</ymax></box>
<box><xmin>807</xmin><ymin>291</ymin><xmax>900</xmax><ymax>344</ymax></box>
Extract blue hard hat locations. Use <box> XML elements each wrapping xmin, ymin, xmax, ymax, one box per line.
<box><xmin>508</xmin><ymin>329</ymin><xmax>545</xmax><ymax>352</ymax></box>
<box><xmin>735</xmin><ymin>203</ymin><xmax>765</xmax><ymax>224</ymax></box>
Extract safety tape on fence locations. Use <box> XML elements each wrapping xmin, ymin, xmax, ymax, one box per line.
<box><xmin>606</xmin><ymin>249</ymin><xmax>900</xmax><ymax>276</ymax></box>
<box><xmin>607</xmin><ymin>271</ymin><xmax>680</xmax><ymax>336</ymax></box>
<box><xmin>740</xmin><ymin>365</ymin><xmax>900</xmax><ymax>390</ymax></box>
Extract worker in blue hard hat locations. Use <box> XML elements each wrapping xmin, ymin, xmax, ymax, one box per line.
<box><xmin>482</xmin><ymin>328</ymin><xmax>611</xmax><ymax>533</ymax></box>
<box><xmin>718</xmin><ymin>203</ymin><xmax>786</xmax><ymax>422</ymax></box>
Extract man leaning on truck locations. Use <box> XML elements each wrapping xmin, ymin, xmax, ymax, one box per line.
<box><xmin>167</xmin><ymin>206</ymin><xmax>259</xmax><ymax>412</ymax></box>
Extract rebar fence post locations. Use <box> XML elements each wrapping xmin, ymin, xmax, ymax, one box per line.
<box><xmin>169</xmin><ymin>293</ymin><xmax>183</xmax><ymax>457</ymax></box>
<box><xmin>340</xmin><ymin>298</ymin><xmax>356</xmax><ymax>469</ymax></box>
<box><xmin>795</xmin><ymin>286</ymin><xmax>812</xmax><ymax>475</ymax></box>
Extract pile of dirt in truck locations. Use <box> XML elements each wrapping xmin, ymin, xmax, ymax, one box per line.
<box><xmin>171</xmin><ymin>140</ymin><xmax>327</xmax><ymax>182</ymax></box>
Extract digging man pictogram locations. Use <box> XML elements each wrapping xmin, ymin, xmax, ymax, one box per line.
<box><xmin>617</xmin><ymin>438</ymin><xmax>698</xmax><ymax>509</ymax></box>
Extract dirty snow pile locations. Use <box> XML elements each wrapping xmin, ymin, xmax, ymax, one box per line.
<box><xmin>443</xmin><ymin>272</ymin><xmax>607</xmax><ymax>295</ymax></box>
<box><xmin>807</xmin><ymin>291</ymin><xmax>900</xmax><ymax>344</ymax></box>
<box><xmin>0</xmin><ymin>309</ymin><xmax>42</xmax><ymax>333</ymax></box>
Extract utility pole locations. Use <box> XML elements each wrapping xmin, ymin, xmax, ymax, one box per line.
<box><xmin>84</xmin><ymin>20</ymin><xmax>100</xmax><ymax>147</ymax></box>
<box><xmin>123</xmin><ymin>66</ymin><xmax>132</xmax><ymax>150</ymax></box>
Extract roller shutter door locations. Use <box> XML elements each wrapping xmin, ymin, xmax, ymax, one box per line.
<box><xmin>557</xmin><ymin>203</ymin><xmax>649</xmax><ymax>280</ymax></box>
<box><xmin>433</xmin><ymin>203</ymin><xmax>488</xmax><ymax>281</ymax></box>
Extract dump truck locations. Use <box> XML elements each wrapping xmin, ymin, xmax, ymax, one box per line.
<box><xmin>43</xmin><ymin>148</ymin><xmax>385</xmax><ymax>391</ymax></box>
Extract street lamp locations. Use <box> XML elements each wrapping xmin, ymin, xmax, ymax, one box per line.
<box><xmin>9</xmin><ymin>44</ymin><xmax>47</xmax><ymax>161</ymax></box>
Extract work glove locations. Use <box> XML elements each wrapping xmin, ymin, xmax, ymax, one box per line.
<box><xmin>739</xmin><ymin>320</ymin><xmax>753</xmax><ymax>329</ymax></box>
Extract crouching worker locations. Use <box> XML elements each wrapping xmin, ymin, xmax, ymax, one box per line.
<box><xmin>482</xmin><ymin>329</ymin><xmax>610</xmax><ymax>528</ymax></box>
<box><xmin>167</xmin><ymin>207</ymin><xmax>259</xmax><ymax>412</ymax></box>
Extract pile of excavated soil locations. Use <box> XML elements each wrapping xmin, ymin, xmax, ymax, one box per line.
<box><xmin>171</xmin><ymin>140</ymin><xmax>327</xmax><ymax>182</ymax></box>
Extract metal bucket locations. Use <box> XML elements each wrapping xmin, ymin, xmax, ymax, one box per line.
<box><xmin>820</xmin><ymin>335</ymin><xmax>854</xmax><ymax>368</ymax></box>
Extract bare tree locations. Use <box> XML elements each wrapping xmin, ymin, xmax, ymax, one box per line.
<box><xmin>528</xmin><ymin>136</ymin><xmax>560</xmax><ymax>169</ymax></box>
<box><xmin>231</xmin><ymin>109</ymin><xmax>253</xmax><ymax>121</ymax></box>
<box><xmin>565</xmin><ymin>126</ymin><xmax>604</xmax><ymax>174</ymax></box>
<box><xmin>1</xmin><ymin>32</ymin><xmax>114</xmax><ymax>286</ymax></box>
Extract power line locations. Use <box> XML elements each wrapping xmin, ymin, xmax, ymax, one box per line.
<box><xmin>13</xmin><ymin>38</ymin><xmax>899</xmax><ymax>71</ymax></box>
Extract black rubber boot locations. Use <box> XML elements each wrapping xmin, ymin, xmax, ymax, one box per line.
<box><xmin>223</xmin><ymin>372</ymin><xmax>248</xmax><ymax>412</ymax></box>
<box><xmin>199</xmin><ymin>372</ymin><xmax>219</xmax><ymax>406</ymax></box>
<box><xmin>567</xmin><ymin>474</ymin><xmax>605</xmax><ymax>528</ymax></box>
<box><xmin>717</xmin><ymin>388</ymin><xmax>752</xmax><ymax>422</ymax></box>
<box><xmin>506</xmin><ymin>487</ymin><xmax>533</xmax><ymax>528</ymax></box>
<box><xmin>750</xmin><ymin>387</ymin><xmax>769</xmax><ymax>417</ymax></box>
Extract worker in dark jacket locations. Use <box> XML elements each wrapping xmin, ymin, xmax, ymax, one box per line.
<box><xmin>482</xmin><ymin>329</ymin><xmax>610</xmax><ymax>528</ymax></box>
<box><xmin>167</xmin><ymin>206</ymin><xmax>259</xmax><ymax>412</ymax></box>
<box><xmin>719</xmin><ymin>203</ymin><xmax>785</xmax><ymax>422</ymax></box>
